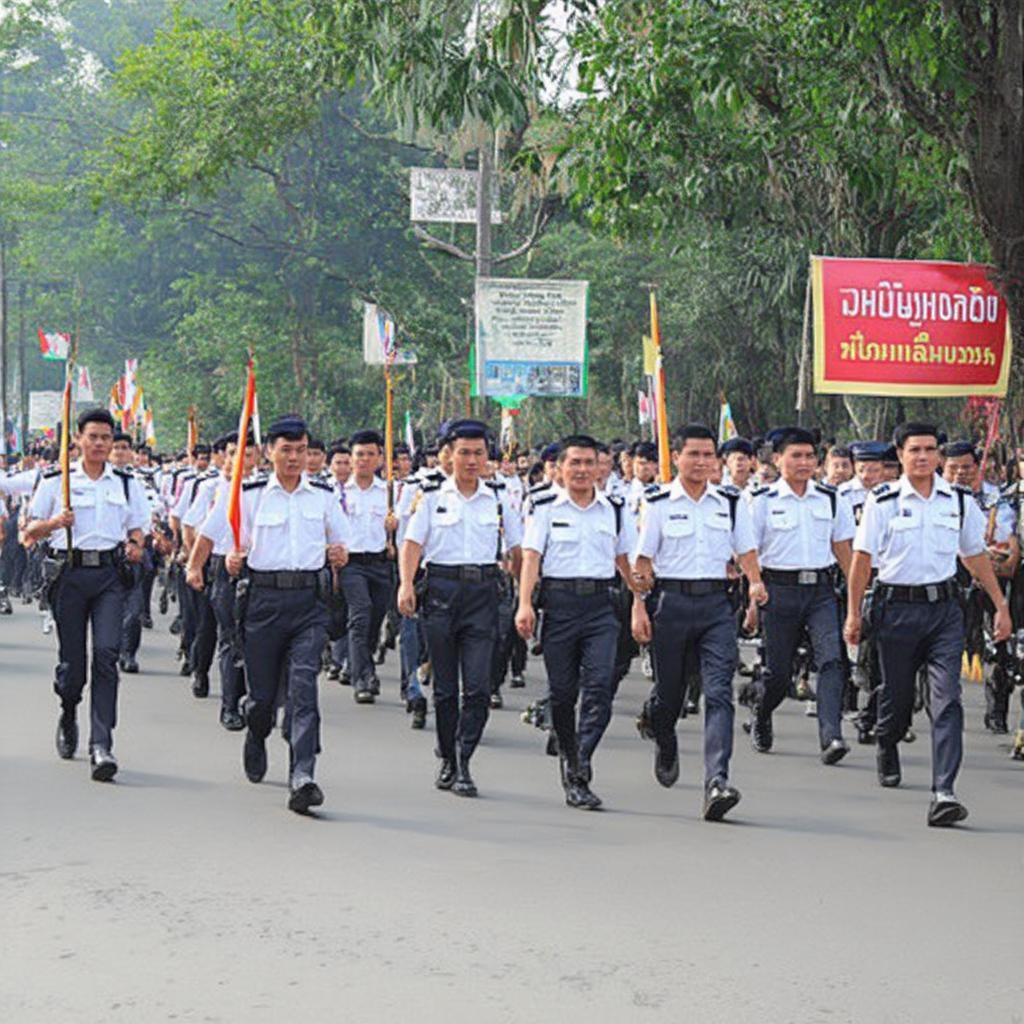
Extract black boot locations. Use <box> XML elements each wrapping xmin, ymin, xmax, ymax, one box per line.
<box><xmin>453</xmin><ymin>757</ymin><xmax>477</xmax><ymax>797</ymax></box>
<box><xmin>560</xmin><ymin>749</ymin><xmax>602</xmax><ymax>810</ymax></box>
<box><xmin>876</xmin><ymin>743</ymin><xmax>901</xmax><ymax>787</ymax></box>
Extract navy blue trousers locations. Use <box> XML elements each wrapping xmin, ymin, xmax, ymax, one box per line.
<box><xmin>53</xmin><ymin>564</ymin><xmax>125</xmax><ymax>752</ymax></box>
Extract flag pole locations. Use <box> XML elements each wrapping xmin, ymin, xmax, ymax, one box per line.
<box><xmin>384</xmin><ymin>365</ymin><xmax>395</xmax><ymax>514</ymax></box>
<box><xmin>649</xmin><ymin>288</ymin><xmax>672</xmax><ymax>483</ymax></box>
<box><xmin>61</xmin><ymin>332</ymin><xmax>80</xmax><ymax>553</ymax></box>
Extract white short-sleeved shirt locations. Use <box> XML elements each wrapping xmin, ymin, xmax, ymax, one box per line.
<box><xmin>634</xmin><ymin>480</ymin><xmax>755</xmax><ymax>579</ymax></box>
<box><xmin>750</xmin><ymin>477</ymin><xmax>855</xmax><ymax>570</ymax></box>
<box><xmin>854</xmin><ymin>476</ymin><xmax>986</xmax><ymax>584</ymax></box>
<box><xmin>200</xmin><ymin>472</ymin><xmax>349</xmax><ymax>571</ymax></box>
<box><xmin>405</xmin><ymin>477</ymin><xmax>522</xmax><ymax>566</ymax></box>
<box><xmin>0</xmin><ymin>468</ymin><xmax>38</xmax><ymax>499</ymax></box>
<box><xmin>838</xmin><ymin>477</ymin><xmax>869</xmax><ymax>522</ymax></box>
<box><xmin>30</xmin><ymin>461</ymin><xmax>150</xmax><ymax>551</ymax></box>
<box><xmin>523</xmin><ymin>489</ymin><xmax>634</xmax><ymax>578</ymax></box>
<box><xmin>181</xmin><ymin>474</ymin><xmax>221</xmax><ymax>530</ymax></box>
<box><xmin>343</xmin><ymin>476</ymin><xmax>389</xmax><ymax>553</ymax></box>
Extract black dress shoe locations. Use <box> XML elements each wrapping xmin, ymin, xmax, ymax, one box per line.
<box><xmin>510</xmin><ymin>674</ymin><xmax>525</xmax><ymax>689</ymax></box>
<box><xmin>703</xmin><ymin>781</ymin><xmax>741</xmax><ymax>821</ymax></box>
<box><xmin>684</xmin><ymin>699</ymin><xmax>700</xmax><ymax>715</ymax></box>
<box><xmin>820</xmin><ymin>739</ymin><xmax>850</xmax><ymax>766</ymax></box>
<box><xmin>288</xmin><ymin>780</ymin><xmax>324</xmax><ymax>815</ymax></box>
<box><xmin>338</xmin><ymin>671</ymin><xmax>352</xmax><ymax>686</ymax></box>
<box><xmin>927</xmin><ymin>794</ymin><xmax>968</xmax><ymax>827</ymax></box>
<box><xmin>409</xmin><ymin>697</ymin><xmax>427</xmax><ymax>730</ymax></box>
<box><xmin>545</xmin><ymin>731</ymin><xmax>560</xmax><ymax>757</ymax></box>
<box><xmin>140</xmin><ymin>613</ymin><xmax>153</xmax><ymax>629</ymax></box>
<box><xmin>564</xmin><ymin>777</ymin><xmax>602</xmax><ymax>810</ymax></box>
<box><xmin>750</xmin><ymin>713</ymin><xmax>773</xmax><ymax>753</ymax></box>
<box><xmin>90</xmin><ymin>749</ymin><xmax>118</xmax><ymax>782</ymax></box>
<box><xmin>856</xmin><ymin>722</ymin><xmax>875</xmax><ymax>745</ymax></box>
<box><xmin>327</xmin><ymin>665</ymin><xmax>340</xmax><ymax>681</ymax></box>
<box><xmin>169</xmin><ymin>615</ymin><xmax>182</xmax><ymax>635</ymax></box>
<box><xmin>121</xmin><ymin>655</ymin><xmax>139</xmax><ymax>674</ymax></box>
<box><xmin>435</xmin><ymin>758</ymin><xmax>457</xmax><ymax>790</ymax></box>
<box><xmin>243</xmin><ymin>730</ymin><xmax>267</xmax><ymax>783</ymax></box>
<box><xmin>453</xmin><ymin>761</ymin><xmax>478</xmax><ymax>797</ymax></box>
<box><xmin>56</xmin><ymin>708</ymin><xmax>78</xmax><ymax>760</ymax></box>
<box><xmin>354</xmin><ymin>687</ymin><xmax>375</xmax><ymax>705</ymax></box>
<box><xmin>370</xmin><ymin>675</ymin><xmax>381</xmax><ymax>695</ymax></box>
<box><xmin>985</xmin><ymin>712</ymin><xmax>1009</xmax><ymax>735</ymax></box>
<box><xmin>654</xmin><ymin>741</ymin><xmax>680</xmax><ymax>788</ymax></box>
<box><xmin>179</xmin><ymin>659</ymin><xmax>192</xmax><ymax>677</ymax></box>
<box><xmin>876</xmin><ymin>744</ymin><xmax>901</xmax><ymax>787</ymax></box>
<box><xmin>220</xmin><ymin>708</ymin><xmax>245</xmax><ymax>731</ymax></box>
<box><xmin>489</xmin><ymin>692</ymin><xmax>503</xmax><ymax>709</ymax></box>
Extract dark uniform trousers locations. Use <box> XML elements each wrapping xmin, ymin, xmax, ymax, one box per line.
<box><xmin>189</xmin><ymin>586</ymin><xmax>217</xmax><ymax>677</ymax></box>
<box><xmin>875</xmin><ymin>597</ymin><xmax>964</xmax><ymax>792</ymax></box>
<box><xmin>649</xmin><ymin>589</ymin><xmax>737</xmax><ymax>784</ymax></box>
<box><xmin>421</xmin><ymin>574</ymin><xmax>497</xmax><ymax>763</ymax></box>
<box><xmin>340</xmin><ymin>557</ymin><xmax>393</xmax><ymax>689</ymax></box>
<box><xmin>120</xmin><ymin>562</ymin><xmax>144</xmax><ymax>659</ymax></box>
<box><xmin>243</xmin><ymin>584</ymin><xmax>328</xmax><ymax>781</ymax></box>
<box><xmin>490</xmin><ymin>575</ymin><xmax>517</xmax><ymax>694</ymax></box>
<box><xmin>209</xmin><ymin>561</ymin><xmax>245</xmax><ymax>713</ymax></box>
<box><xmin>759</xmin><ymin>582</ymin><xmax>844</xmax><ymax>746</ymax></box>
<box><xmin>540</xmin><ymin>586</ymin><xmax>619</xmax><ymax>769</ymax></box>
<box><xmin>53</xmin><ymin>564</ymin><xmax>125</xmax><ymax>752</ymax></box>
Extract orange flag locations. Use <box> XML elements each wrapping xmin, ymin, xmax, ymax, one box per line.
<box><xmin>227</xmin><ymin>358</ymin><xmax>256</xmax><ymax>551</ymax></box>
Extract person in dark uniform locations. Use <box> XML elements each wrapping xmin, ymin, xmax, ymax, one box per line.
<box><xmin>748</xmin><ymin>427</ymin><xmax>856</xmax><ymax>764</ymax></box>
<box><xmin>341</xmin><ymin>429</ymin><xmax>396</xmax><ymax>704</ymax></box>
<box><xmin>185</xmin><ymin>431</ymin><xmax>260</xmax><ymax>730</ymax></box>
<box><xmin>110</xmin><ymin>431</ymin><xmax>146</xmax><ymax>675</ymax></box>
<box><xmin>202</xmin><ymin>414</ymin><xmax>350</xmax><ymax>814</ymax></box>
<box><xmin>845</xmin><ymin>422</ymin><xmax>1012</xmax><ymax>826</ymax></box>
<box><xmin>516</xmin><ymin>434</ymin><xmax>637</xmax><ymax>810</ymax></box>
<box><xmin>25</xmin><ymin>408</ymin><xmax>150</xmax><ymax>780</ymax></box>
<box><xmin>631</xmin><ymin>424</ymin><xmax>768</xmax><ymax>821</ymax></box>
<box><xmin>398</xmin><ymin>419</ymin><xmax>523</xmax><ymax>798</ymax></box>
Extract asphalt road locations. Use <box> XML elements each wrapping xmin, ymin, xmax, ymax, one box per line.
<box><xmin>2</xmin><ymin>600</ymin><xmax>1022</xmax><ymax>1023</ymax></box>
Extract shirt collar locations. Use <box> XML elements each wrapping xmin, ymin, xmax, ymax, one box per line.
<box><xmin>72</xmin><ymin>459</ymin><xmax>114</xmax><ymax>481</ymax></box>
<box><xmin>346</xmin><ymin>475</ymin><xmax>386</xmax><ymax>491</ymax></box>
<box><xmin>554</xmin><ymin>487</ymin><xmax>608</xmax><ymax>511</ymax></box>
<box><xmin>773</xmin><ymin>477</ymin><xmax>819</xmax><ymax>501</ymax></box>
<box><xmin>899</xmin><ymin>474</ymin><xmax>952</xmax><ymax>501</ymax></box>
<box><xmin>266</xmin><ymin>471</ymin><xmax>314</xmax><ymax>495</ymax></box>
<box><xmin>441</xmin><ymin>476</ymin><xmax>489</xmax><ymax>501</ymax></box>
<box><xmin>668</xmin><ymin>478</ymin><xmax>719</xmax><ymax>503</ymax></box>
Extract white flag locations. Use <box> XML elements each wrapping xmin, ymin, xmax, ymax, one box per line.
<box><xmin>76</xmin><ymin>365</ymin><xmax>94</xmax><ymax>402</ymax></box>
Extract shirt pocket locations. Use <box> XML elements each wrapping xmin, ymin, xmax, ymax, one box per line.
<box><xmin>704</xmin><ymin>512</ymin><xmax>732</xmax><ymax>555</ymax></box>
<box><xmin>255</xmin><ymin>508</ymin><xmax>286</xmax><ymax>529</ymax></box>
<box><xmin>811</xmin><ymin>505</ymin><xmax>832</xmax><ymax>542</ymax></box>
<box><xmin>933</xmin><ymin>513</ymin><xmax>960</xmax><ymax>553</ymax></box>
<box><xmin>888</xmin><ymin>513</ymin><xmax>919</xmax><ymax>553</ymax></box>
<box><xmin>768</xmin><ymin>506</ymin><xmax>797</xmax><ymax>531</ymax></box>
<box><xmin>664</xmin><ymin>515</ymin><xmax>695</xmax><ymax>539</ymax></box>
<box><xmin>70</xmin><ymin>489</ymin><xmax>96</xmax><ymax>509</ymax></box>
<box><xmin>548</xmin><ymin>519</ymin><xmax>579</xmax><ymax>546</ymax></box>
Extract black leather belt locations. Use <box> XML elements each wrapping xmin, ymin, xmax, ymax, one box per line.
<box><xmin>248</xmin><ymin>569</ymin><xmax>320</xmax><ymax>590</ymax></box>
<box><xmin>544</xmin><ymin>577</ymin><xmax>617</xmax><ymax>596</ymax></box>
<box><xmin>60</xmin><ymin>549</ymin><xmax>117</xmax><ymax>568</ymax></box>
<box><xmin>658</xmin><ymin>578</ymin><xmax>729</xmax><ymax>596</ymax></box>
<box><xmin>878</xmin><ymin>579</ymin><xmax>959</xmax><ymax>604</ymax></box>
<box><xmin>347</xmin><ymin>551</ymin><xmax>388</xmax><ymax>564</ymax></box>
<box><xmin>763</xmin><ymin>567</ymin><xmax>834</xmax><ymax>586</ymax></box>
<box><xmin>427</xmin><ymin>564</ymin><xmax>498</xmax><ymax>583</ymax></box>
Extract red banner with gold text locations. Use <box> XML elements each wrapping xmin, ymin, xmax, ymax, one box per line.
<box><xmin>812</xmin><ymin>256</ymin><xmax>1012</xmax><ymax>397</ymax></box>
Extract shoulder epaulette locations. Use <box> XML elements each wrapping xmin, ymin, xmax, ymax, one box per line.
<box><xmin>643</xmin><ymin>482</ymin><xmax>661</xmax><ymax>494</ymax></box>
<box><xmin>717</xmin><ymin>483</ymin><xmax>740</xmax><ymax>497</ymax></box>
<box><xmin>951</xmin><ymin>483</ymin><xmax>972</xmax><ymax>496</ymax></box>
<box><xmin>871</xmin><ymin>483</ymin><xmax>891</xmax><ymax>497</ymax></box>
<box><xmin>421</xmin><ymin>480</ymin><xmax>443</xmax><ymax>493</ymax></box>
<box><xmin>528</xmin><ymin>481</ymin><xmax>551</xmax><ymax>495</ymax></box>
<box><xmin>112</xmin><ymin>467</ymin><xmax>131</xmax><ymax>479</ymax></box>
<box><xmin>644</xmin><ymin>490</ymin><xmax>669</xmax><ymax>504</ymax></box>
<box><xmin>532</xmin><ymin>493</ymin><xmax>556</xmax><ymax>507</ymax></box>
<box><xmin>485</xmin><ymin>479</ymin><xmax>505</xmax><ymax>491</ymax></box>
<box><xmin>42</xmin><ymin>467</ymin><xmax>61</xmax><ymax>479</ymax></box>
<box><xmin>607</xmin><ymin>493</ymin><xmax>625</xmax><ymax>507</ymax></box>
<box><xmin>242</xmin><ymin>479</ymin><xmax>268</xmax><ymax>492</ymax></box>
<box><xmin>750</xmin><ymin>486</ymin><xmax>769</xmax><ymax>498</ymax></box>
<box><xmin>309</xmin><ymin>480</ymin><xmax>333</xmax><ymax>492</ymax></box>
<box><xmin>815</xmin><ymin>481</ymin><xmax>836</xmax><ymax>493</ymax></box>
<box><xmin>403</xmin><ymin>474</ymin><xmax>419</xmax><ymax>485</ymax></box>
<box><xmin>875</xmin><ymin>490</ymin><xmax>899</xmax><ymax>504</ymax></box>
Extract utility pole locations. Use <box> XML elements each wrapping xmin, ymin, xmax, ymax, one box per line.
<box><xmin>472</xmin><ymin>133</ymin><xmax>494</xmax><ymax>409</ymax></box>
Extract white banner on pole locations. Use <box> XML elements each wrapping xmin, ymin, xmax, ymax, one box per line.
<box><xmin>475</xmin><ymin>278</ymin><xmax>589</xmax><ymax>397</ymax></box>
<box><xmin>362</xmin><ymin>303</ymin><xmax>417</xmax><ymax>365</ymax></box>
<box><xmin>409</xmin><ymin>168</ymin><xmax>502</xmax><ymax>224</ymax></box>
<box><xmin>28</xmin><ymin>390</ymin><xmax>64</xmax><ymax>431</ymax></box>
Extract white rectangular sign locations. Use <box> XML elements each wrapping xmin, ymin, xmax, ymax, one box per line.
<box><xmin>28</xmin><ymin>390</ymin><xmax>64</xmax><ymax>431</ymax></box>
<box><xmin>410</xmin><ymin>167</ymin><xmax>502</xmax><ymax>224</ymax></box>
<box><xmin>475</xmin><ymin>278</ymin><xmax>588</xmax><ymax>397</ymax></box>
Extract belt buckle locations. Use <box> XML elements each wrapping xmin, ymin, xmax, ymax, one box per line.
<box><xmin>926</xmin><ymin>585</ymin><xmax>939</xmax><ymax>603</ymax></box>
<box><xmin>798</xmin><ymin>570</ymin><xmax>817</xmax><ymax>586</ymax></box>
<box><xmin>462</xmin><ymin>566</ymin><xmax>482</xmax><ymax>584</ymax></box>
<box><xmin>81</xmin><ymin>550</ymin><xmax>101</xmax><ymax>568</ymax></box>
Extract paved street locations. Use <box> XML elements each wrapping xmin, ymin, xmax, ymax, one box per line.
<box><xmin>2</xmin><ymin>600</ymin><xmax>1022</xmax><ymax>1023</ymax></box>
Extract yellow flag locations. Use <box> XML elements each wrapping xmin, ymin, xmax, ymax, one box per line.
<box><xmin>642</xmin><ymin>334</ymin><xmax>657</xmax><ymax>376</ymax></box>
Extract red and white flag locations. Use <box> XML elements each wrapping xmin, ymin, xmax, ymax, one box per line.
<box><xmin>227</xmin><ymin>358</ymin><xmax>257</xmax><ymax>551</ymax></box>
<box><xmin>76</xmin><ymin>365</ymin><xmax>94</xmax><ymax>402</ymax></box>
<box><xmin>38</xmin><ymin>329</ymin><xmax>70</xmax><ymax>361</ymax></box>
